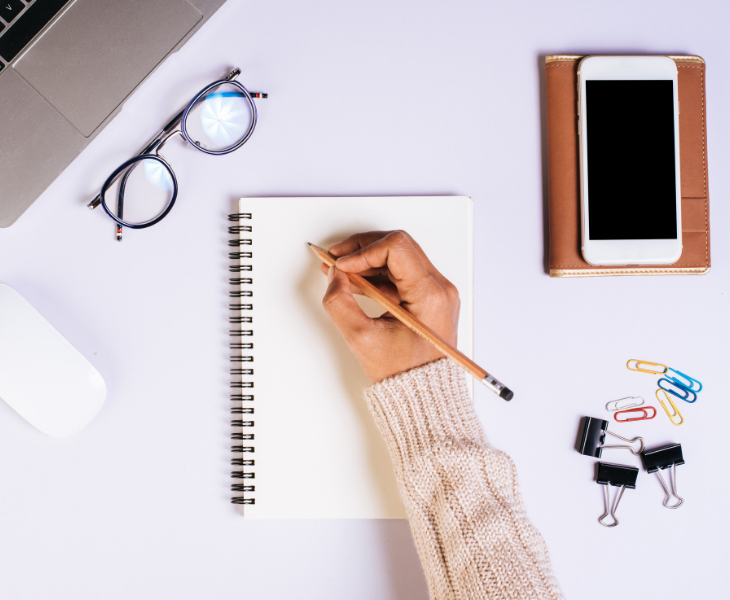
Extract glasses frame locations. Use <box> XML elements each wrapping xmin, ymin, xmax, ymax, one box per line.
<box><xmin>88</xmin><ymin>68</ymin><xmax>264</xmax><ymax>240</ymax></box>
<box><xmin>99</xmin><ymin>153</ymin><xmax>179</xmax><ymax>230</ymax></box>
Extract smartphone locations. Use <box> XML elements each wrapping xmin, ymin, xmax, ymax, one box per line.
<box><xmin>578</xmin><ymin>56</ymin><xmax>682</xmax><ymax>266</ymax></box>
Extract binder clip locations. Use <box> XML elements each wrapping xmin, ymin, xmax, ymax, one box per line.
<box><xmin>641</xmin><ymin>443</ymin><xmax>685</xmax><ymax>509</ymax></box>
<box><xmin>596</xmin><ymin>462</ymin><xmax>638</xmax><ymax>528</ymax></box>
<box><xmin>577</xmin><ymin>416</ymin><xmax>645</xmax><ymax>458</ymax></box>
<box><xmin>606</xmin><ymin>396</ymin><xmax>645</xmax><ymax>412</ymax></box>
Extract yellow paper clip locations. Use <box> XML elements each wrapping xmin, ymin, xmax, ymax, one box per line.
<box><xmin>627</xmin><ymin>359</ymin><xmax>668</xmax><ymax>375</ymax></box>
<box><xmin>656</xmin><ymin>389</ymin><xmax>684</xmax><ymax>426</ymax></box>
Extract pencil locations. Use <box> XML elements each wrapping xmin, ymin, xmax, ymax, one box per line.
<box><xmin>308</xmin><ymin>243</ymin><xmax>513</xmax><ymax>401</ymax></box>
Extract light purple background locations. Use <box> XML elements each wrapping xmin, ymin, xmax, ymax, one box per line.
<box><xmin>1</xmin><ymin>0</ymin><xmax>728</xmax><ymax>598</ymax></box>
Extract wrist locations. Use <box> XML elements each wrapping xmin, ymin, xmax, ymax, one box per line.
<box><xmin>364</xmin><ymin>358</ymin><xmax>487</xmax><ymax>462</ymax></box>
<box><xmin>357</xmin><ymin>340</ymin><xmax>445</xmax><ymax>383</ymax></box>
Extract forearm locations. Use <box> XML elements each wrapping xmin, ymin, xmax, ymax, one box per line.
<box><xmin>364</xmin><ymin>358</ymin><xmax>563</xmax><ymax>600</ymax></box>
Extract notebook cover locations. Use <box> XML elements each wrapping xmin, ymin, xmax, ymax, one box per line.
<box><xmin>545</xmin><ymin>55</ymin><xmax>710</xmax><ymax>277</ymax></box>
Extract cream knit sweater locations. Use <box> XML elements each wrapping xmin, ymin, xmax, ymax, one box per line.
<box><xmin>364</xmin><ymin>358</ymin><xmax>563</xmax><ymax>600</ymax></box>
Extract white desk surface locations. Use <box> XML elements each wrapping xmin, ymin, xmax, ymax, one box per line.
<box><xmin>1</xmin><ymin>0</ymin><xmax>728</xmax><ymax>598</ymax></box>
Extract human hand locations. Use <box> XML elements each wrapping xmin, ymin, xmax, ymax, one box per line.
<box><xmin>320</xmin><ymin>230</ymin><xmax>460</xmax><ymax>383</ymax></box>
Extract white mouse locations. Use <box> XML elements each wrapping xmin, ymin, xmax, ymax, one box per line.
<box><xmin>0</xmin><ymin>284</ymin><xmax>106</xmax><ymax>437</ymax></box>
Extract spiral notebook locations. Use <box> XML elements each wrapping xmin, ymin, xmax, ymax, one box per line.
<box><xmin>229</xmin><ymin>196</ymin><xmax>474</xmax><ymax>518</ymax></box>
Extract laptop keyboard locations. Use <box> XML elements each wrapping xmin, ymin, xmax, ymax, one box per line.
<box><xmin>0</xmin><ymin>0</ymin><xmax>24</xmax><ymax>24</ymax></box>
<box><xmin>0</xmin><ymin>0</ymin><xmax>71</xmax><ymax>68</ymax></box>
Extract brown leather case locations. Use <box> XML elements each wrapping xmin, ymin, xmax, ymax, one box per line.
<box><xmin>545</xmin><ymin>55</ymin><xmax>710</xmax><ymax>277</ymax></box>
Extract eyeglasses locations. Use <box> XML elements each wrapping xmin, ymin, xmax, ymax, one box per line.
<box><xmin>87</xmin><ymin>68</ymin><xmax>266</xmax><ymax>241</ymax></box>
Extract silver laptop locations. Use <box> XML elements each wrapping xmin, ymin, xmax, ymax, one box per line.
<box><xmin>0</xmin><ymin>0</ymin><xmax>226</xmax><ymax>227</ymax></box>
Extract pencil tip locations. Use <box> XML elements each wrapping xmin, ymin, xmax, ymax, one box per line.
<box><xmin>306</xmin><ymin>242</ymin><xmax>312</xmax><ymax>247</ymax></box>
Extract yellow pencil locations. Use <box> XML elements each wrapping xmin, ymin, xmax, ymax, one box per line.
<box><xmin>308</xmin><ymin>243</ymin><xmax>513</xmax><ymax>401</ymax></box>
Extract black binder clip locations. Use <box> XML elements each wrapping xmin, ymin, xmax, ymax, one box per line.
<box><xmin>577</xmin><ymin>416</ymin><xmax>645</xmax><ymax>458</ymax></box>
<box><xmin>641</xmin><ymin>443</ymin><xmax>685</xmax><ymax>509</ymax></box>
<box><xmin>596</xmin><ymin>462</ymin><xmax>638</xmax><ymax>528</ymax></box>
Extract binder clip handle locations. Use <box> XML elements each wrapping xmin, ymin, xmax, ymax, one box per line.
<box><xmin>602</xmin><ymin>429</ymin><xmax>645</xmax><ymax>455</ymax></box>
<box><xmin>598</xmin><ymin>485</ymin><xmax>626</xmax><ymax>528</ymax></box>
<box><xmin>656</xmin><ymin>464</ymin><xmax>684</xmax><ymax>509</ymax></box>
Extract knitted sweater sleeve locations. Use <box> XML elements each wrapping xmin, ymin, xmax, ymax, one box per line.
<box><xmin>364</xmin><ymin>358</ymin><xmax>563</xmax><ymax>600</ymax></box>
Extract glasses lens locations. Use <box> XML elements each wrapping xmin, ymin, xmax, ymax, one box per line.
<box><xmin>184</xmin><ymin>83</ymin><xmax>254</xmax><ymax>153</ymax></box>
<box><xmin>102</xmin><ymin>157</ymin><xmax>175</xmax><ymax>227</ymax></box>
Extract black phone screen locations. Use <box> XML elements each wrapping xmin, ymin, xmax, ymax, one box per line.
<box><xmin>586</xmin><ymin>80</ymin><xmax>677</xmax><ymax>240</ymax></box>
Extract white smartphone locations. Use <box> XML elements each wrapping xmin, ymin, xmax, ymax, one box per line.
<box><xmin>578</xmin><ymin>56</ymin><xmax>682</xmax><ymax>266</ymax></box>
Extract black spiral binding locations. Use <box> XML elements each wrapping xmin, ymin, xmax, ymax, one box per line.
<box><xmin>229</xmin><ymin>213</ymin><xmax>255</xmax><ymax>505</ymax></box>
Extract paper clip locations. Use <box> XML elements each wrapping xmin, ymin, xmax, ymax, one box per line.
<box><xmin>641</xmin><ymin>443</ymin><xmax>685</xmax><ymax>509</ymax></box>
<box><xmin>658</xmin><ymin>378</ymin><xmax>697</xmax><ymax>403</ymax></box>
<box><xmin>666</xmin><ymin>368</ymin><xmax>703</xmax><ymax>393</ymax></box>
<box><xmin>614</xmin><ymin>406</ymin><xmax>656</xmax><ymax>422</ymax></box>
<box><xmin>596</xmin><ymin>462</ymin><xmax>638</xmax><ymax>527</ymax></box>
<box><xmin>626</xmin><ymin>359</ymin><xmax>667</xmax><ymax>375</ymax></box>
<box><xmin>577</xmin><ymin>417</ymin><xmax>645</xmax><ymax>458</ymax></box>
<box><xmin>606</xmin><ymin>396</ymin><xmax>645</xmax><ymax>412</ymax></box>
<box><xmin>656</xmin><ymin>389</ymin><xmax>684</xmax><ymax>426</ymax></box>
<box><xmin>627</xmin><ymin>360</ymin><xmax>702</xmax><ymax>395</ymax></box>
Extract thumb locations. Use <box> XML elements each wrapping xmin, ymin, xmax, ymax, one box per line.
<box><xmin>322</xmin><ymin>266</ymin><xmax>372</xmax><ymax>341</ymax></box>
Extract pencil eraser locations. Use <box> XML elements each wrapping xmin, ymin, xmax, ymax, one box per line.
<box><xmin>500</xmin><ymin>388</ymin><xmax>514</xmax><ymax>401</ymax></box>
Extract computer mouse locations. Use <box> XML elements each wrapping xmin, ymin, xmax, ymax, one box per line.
<box><xmin>0</xmin><ymin>284</ymin><xmax>106</xmax><ymax>437</ymax></box>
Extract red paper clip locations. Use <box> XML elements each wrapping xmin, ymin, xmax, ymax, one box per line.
<box><xmin>615</xmin><ymin>406</ymin><xmax>657</xmax><ymax>422</ymax></box>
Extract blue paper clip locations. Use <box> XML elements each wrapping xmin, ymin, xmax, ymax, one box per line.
<box><xmin>666</xmin><ymin>368</ymin><xmax>703</xmax><ymax>393</ymax></box>
<box><xmin>658</xmin><ymin>378</ymin><xmax>697</xmax><ymax>403</ymax></box>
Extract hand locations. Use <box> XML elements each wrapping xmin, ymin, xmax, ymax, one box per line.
<box><xmin>321</xmin><ymin>230</ymin><xmax>460</xmax><ymax>383</ymax></box>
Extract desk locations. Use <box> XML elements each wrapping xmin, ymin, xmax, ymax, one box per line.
<box><xmin>1</xmin><ymin>1</ymin><xmax>728</xmax><ymax>598</ymax></box>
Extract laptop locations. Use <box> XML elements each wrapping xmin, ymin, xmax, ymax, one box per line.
<box><xmin>0</xmin><ymin>0</ymin><xmax>227</xmax><ymax>228</ymax></box>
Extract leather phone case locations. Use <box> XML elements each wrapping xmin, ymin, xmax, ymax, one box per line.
<box><xmin>545</xmin><ymin>55</ymin><xmax>710</xmax><ymax>277</ymax></box>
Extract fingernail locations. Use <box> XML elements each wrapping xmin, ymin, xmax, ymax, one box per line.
<box><xmin>327</xmin><ymin>266</ymin><xmax>335</xmax><ymax>283</ymax></box>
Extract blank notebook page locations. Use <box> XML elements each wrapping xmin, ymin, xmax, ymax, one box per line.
<box><xmin>237</xmin><ymin>196</ymin><xmax>473</xmax><ymax>518</ymax></box>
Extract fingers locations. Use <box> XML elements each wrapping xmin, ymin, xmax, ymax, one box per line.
<box><xmin>329</xmin><ymin>230</ymin><xmax>452</xmax><ymax>291</ymax></box>
<box><xmin>321</xmin><ymin>266</ymin><xmax>373</xmax><ymax>342</ymax></box>
<box><xmin>320</xmin><ymin>262</ymin><xmax>400</xmax><ymax>304</ymax></box>
<box><xmin>329</xmin><ymin>230</ymin><xmax>436</xmax><ymax>271</ymax></box>
<box><xmin>329</xmin><ymin>232</ymin><xmax>391</xmax><ymax>258</ymax></box>
<box><xmin>323</xmin><ymin>230</ymin><xmax>459</xmax><ymax>312</ymax></box>
<box><xmin>335</xmin><ymin>230</ymin><xmax>427</xmax><ymax>278</ymax></box>
<box><xmin>320</xmin><ymin>261</ymin><xmax>386</xmax><ymax>279</ymax></box>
